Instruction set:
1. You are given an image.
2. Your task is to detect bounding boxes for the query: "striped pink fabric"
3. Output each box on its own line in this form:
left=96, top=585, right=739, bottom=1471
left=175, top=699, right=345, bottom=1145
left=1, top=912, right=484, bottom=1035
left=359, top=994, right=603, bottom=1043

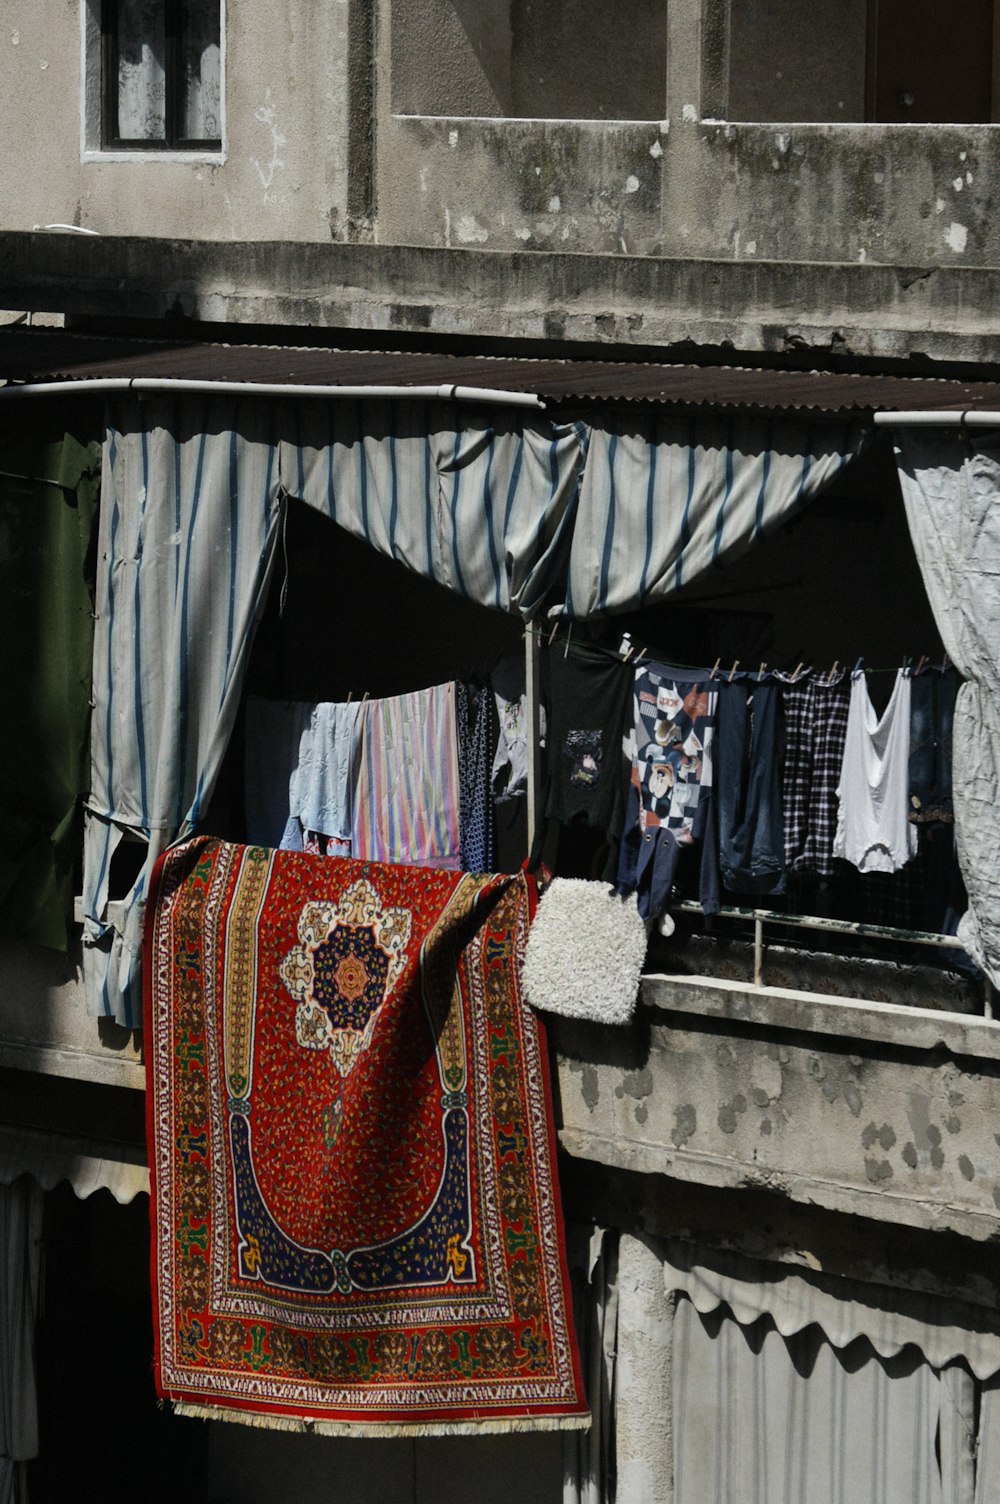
left=353, top=682, right=462, bottom=869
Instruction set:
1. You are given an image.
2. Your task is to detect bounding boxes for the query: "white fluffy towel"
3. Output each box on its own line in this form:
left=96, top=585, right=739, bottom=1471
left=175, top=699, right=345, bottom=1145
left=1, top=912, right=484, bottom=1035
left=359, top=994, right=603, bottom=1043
left=523, top=878, right=647, bottom=1025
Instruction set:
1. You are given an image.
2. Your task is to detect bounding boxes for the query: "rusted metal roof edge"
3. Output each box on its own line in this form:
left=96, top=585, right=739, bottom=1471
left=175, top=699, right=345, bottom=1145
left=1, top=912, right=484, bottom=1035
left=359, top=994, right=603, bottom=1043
left=2, top=327, right=1000, bottom=415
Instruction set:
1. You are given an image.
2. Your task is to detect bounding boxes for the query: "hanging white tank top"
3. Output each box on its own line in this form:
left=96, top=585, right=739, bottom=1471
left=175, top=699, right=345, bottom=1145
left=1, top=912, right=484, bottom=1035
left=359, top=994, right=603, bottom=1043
left=834, top=669, right=918, bottom=874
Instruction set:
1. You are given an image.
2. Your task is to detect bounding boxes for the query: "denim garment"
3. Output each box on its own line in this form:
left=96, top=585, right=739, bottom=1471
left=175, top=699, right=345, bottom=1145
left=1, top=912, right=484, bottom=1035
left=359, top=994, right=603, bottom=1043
left=716, top=678, right=786, bottom=896
left=908, top=667, right=958, bottom=821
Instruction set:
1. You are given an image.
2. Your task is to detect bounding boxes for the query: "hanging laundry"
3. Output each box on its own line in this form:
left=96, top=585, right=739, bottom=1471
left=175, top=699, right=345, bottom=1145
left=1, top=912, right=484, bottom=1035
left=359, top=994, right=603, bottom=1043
left=716, top=676, right=786, bottom=896
left=834, top=669, right=918, bottom=874
left=617, top=662, right=719, bottom=923
left=908, top=665, right=959, bottom=823
left=455, top=682, right=495, bottom=873
left=245, top=697, right=361, bottom=856
left=492, top=692, right=528, bottom=801
left=353, top=682, right=461, bottom=869
left=490, top=654, right=530, bottom=874
left=288, top=700, right=363, bottom=856
left=541, top=640, right=631, bottom=881
left=778, top=668, right=851, bottom=878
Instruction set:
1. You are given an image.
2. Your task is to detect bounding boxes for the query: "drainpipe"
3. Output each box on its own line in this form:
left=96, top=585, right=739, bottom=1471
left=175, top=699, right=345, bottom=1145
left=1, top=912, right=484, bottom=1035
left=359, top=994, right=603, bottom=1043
left=0, top=376, right=545, bottom=409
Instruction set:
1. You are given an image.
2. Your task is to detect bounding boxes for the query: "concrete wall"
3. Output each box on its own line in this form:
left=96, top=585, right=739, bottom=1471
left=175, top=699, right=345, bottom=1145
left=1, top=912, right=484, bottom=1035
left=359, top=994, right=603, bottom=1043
left=555, top=979, right=1000, bottom=1247
left=376, top=113, right=999, bottom=267
left=0, top=0, right=370, bottom=242
left=0, top=0, right=994, bottom=287
left=390, top=0, right=667, bottom=120
left=0, top=939, right=143, bottom=1089
left=374, top=0, right=998, bottom=270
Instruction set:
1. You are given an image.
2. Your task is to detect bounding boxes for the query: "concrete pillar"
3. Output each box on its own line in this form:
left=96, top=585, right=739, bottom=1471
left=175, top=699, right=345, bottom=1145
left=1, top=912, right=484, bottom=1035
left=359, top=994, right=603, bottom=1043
left=615, top=1232, right=674, bottom=1504
left=666, top=0, right=730, bottom=120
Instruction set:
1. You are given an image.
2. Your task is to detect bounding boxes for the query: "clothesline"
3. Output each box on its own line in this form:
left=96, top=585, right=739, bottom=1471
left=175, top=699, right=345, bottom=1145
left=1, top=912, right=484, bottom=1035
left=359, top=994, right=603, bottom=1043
left=525, top=623, right=952, bottom=680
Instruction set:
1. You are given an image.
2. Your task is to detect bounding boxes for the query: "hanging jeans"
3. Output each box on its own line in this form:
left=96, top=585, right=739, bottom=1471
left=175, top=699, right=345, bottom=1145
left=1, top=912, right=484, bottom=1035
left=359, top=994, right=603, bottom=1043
left=716, top=678, right=786, bottom=896
left=908, top=667, right=958, bottom=822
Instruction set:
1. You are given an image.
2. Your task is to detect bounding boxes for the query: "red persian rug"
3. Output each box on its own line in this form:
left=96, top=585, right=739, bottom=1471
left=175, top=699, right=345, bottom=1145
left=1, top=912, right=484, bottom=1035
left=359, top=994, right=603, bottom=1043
left=144, top=836, right=588, bottom=1435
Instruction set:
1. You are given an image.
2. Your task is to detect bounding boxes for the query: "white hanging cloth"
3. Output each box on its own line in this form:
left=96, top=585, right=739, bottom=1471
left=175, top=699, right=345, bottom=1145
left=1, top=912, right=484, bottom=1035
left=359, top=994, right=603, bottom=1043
left=834, top=668, right=918, bottom=874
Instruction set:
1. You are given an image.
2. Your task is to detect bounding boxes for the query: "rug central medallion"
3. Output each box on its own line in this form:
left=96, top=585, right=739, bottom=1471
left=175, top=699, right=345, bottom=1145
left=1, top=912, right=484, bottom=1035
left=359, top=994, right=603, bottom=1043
left=279, top=879, right=412, bottom=1078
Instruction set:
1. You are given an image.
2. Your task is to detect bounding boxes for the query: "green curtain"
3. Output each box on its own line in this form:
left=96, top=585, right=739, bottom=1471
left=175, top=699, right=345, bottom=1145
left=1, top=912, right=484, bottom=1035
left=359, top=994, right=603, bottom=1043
left=0, top=425, right=100, bottom=951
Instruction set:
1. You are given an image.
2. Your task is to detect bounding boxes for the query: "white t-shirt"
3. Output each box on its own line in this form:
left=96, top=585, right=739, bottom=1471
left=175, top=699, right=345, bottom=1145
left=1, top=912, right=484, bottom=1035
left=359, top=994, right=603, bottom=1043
left=834, top=669, right=917, bottom=874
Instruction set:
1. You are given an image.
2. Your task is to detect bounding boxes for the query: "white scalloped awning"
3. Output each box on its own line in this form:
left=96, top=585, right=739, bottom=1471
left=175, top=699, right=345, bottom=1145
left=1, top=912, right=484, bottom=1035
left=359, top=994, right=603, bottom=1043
left=663, top=1239, right=1000, bottom=1381
left=0, top=1124, right=148, bottom=1203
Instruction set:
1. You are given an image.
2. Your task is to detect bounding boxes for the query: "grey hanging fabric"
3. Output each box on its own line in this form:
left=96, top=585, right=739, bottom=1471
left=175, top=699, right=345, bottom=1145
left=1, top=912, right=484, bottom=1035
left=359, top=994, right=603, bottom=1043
left=82, top=397, right=282, bottom=1027
left=0, top=1179, right=42, bottom=1504
left=565, top=412, right=863, bottom=616
left=662, top=1239, right=990, bottom=1504
left=280, top=400, right=588, bottom=620
left=672, top=1297, right=947, bottom=1504
left=893, top=432, right=1000, bottom=985
left=562, top=1226, right=619, bottom=1504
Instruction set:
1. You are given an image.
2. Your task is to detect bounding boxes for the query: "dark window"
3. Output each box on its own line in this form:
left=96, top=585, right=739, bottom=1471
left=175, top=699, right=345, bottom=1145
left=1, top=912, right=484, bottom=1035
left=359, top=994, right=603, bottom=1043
left=727, top=0, right=997, bottom=125
left=865, top=0, right=994, bottom=124
left=102, top=0, right=221, bottom=150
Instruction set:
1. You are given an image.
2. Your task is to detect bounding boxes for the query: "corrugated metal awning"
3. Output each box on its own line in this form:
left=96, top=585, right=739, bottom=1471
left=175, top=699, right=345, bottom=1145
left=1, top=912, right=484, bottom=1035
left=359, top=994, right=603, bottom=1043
left=3, top=325, right=1000, bottom=413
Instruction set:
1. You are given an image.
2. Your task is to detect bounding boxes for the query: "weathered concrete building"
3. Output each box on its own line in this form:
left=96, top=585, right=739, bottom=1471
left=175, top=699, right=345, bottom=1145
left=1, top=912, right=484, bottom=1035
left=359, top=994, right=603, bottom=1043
left=3, top=2, right=1000, bottom=1500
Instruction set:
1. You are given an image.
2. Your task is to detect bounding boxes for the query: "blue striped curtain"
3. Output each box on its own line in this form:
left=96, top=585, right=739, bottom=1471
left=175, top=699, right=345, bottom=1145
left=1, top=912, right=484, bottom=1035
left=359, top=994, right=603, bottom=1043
left=565, top=413, right=863, bottom=617
left=280, top=401, right=589, bottom=619
left=80, top=398, right=860, bottom=1027
left=82, top=398, right=281, bottom=1026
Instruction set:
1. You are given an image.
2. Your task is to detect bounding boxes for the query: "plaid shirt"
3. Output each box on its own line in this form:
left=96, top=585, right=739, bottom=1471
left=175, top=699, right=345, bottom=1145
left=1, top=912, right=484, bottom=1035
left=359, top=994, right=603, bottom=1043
left=779, top=669, right=850, bottom=877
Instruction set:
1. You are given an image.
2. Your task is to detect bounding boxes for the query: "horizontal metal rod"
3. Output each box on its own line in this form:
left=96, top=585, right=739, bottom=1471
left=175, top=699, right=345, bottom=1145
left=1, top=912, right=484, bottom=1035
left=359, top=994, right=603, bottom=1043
left=873, top=410, right=1000, bottom=428
left=0, top=376, right=545, bottom=409
left=677, top=900, right=964, bottom=949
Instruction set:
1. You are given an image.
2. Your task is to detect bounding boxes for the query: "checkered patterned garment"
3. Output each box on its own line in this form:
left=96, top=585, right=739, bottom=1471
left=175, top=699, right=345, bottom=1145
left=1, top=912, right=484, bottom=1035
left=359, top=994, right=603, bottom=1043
left=780, top=670, right=851, bottom=877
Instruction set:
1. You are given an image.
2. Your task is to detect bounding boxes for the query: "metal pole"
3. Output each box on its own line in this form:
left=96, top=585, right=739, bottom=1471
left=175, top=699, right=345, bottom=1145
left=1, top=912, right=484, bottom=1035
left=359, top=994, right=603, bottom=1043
left=753, top=916, right=764, bottom=986
left=873, top=410, right=1000, bottom=428
left=524, top=624, right=543, bottom=860
left=678, top=900, right=966, bottom=950
left=0, top=376, right=546, bottom=409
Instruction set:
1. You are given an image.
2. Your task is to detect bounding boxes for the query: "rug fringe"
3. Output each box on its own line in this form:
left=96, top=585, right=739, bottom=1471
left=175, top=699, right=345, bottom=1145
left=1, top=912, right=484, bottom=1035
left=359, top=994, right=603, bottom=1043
left=172, top=1401, right=591, bottom=1438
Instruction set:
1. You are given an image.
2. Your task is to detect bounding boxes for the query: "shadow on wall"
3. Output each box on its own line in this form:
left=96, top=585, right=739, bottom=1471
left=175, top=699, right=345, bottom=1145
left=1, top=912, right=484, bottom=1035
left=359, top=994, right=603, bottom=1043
left=392, top=0, right=667, bottom=119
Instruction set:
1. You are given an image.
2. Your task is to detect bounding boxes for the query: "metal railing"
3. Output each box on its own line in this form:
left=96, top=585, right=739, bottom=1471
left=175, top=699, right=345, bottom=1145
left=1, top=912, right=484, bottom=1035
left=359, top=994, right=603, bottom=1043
left=676, top=901, right=992, bottom=1018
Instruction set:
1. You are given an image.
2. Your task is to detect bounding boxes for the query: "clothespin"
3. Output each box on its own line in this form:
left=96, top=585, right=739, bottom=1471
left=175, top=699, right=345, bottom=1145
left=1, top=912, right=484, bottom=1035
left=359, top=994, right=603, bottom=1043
left=347, top=690, right=353, bottom=705
left=635, top=646, right=647, bottom=663
left=831, top=661, right=839, bottom=676
left=914, top=654, right=928, bottom=676
left=853, top=656, right=864, bottom=676
left=709, top=657, right=721, bottom=680
left=728, top=659, right=740, bottom=683
left=941, top=651, right=950, bottom=673
left=792, top=661, right=805, bottom=680
left=758, top=661, right=767, bottom=680
left=361, top=691, right=369, bottom=704
left=564, top=622, right=573, bottom=659
left=548, top=621, right=560, bottom=646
